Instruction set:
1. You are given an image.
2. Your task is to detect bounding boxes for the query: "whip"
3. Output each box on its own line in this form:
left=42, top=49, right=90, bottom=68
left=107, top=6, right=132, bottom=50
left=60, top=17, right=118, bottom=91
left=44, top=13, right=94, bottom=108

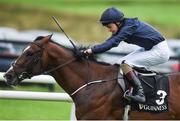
left=52, top=16, right=77, bottom=51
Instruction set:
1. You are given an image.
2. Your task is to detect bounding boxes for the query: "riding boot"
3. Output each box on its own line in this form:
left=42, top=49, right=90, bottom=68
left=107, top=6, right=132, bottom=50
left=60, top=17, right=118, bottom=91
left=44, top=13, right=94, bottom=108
left=121, top=63, right=146, bottom=103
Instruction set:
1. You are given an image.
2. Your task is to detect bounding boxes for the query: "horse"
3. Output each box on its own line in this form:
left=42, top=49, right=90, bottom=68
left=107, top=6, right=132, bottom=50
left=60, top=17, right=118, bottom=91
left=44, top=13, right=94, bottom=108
left=3, top=35, right=180, bottom=120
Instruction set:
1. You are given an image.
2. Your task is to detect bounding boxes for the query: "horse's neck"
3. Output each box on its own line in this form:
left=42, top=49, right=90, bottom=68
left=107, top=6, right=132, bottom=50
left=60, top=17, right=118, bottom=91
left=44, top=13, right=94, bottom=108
left=52, top=60, right=118, bottom=94
left=46, top=43, right=118, bottom=96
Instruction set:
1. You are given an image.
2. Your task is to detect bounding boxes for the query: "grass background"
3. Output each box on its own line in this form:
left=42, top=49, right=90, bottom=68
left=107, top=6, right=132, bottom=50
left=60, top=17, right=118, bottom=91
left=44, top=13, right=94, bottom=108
left=0, top=0, right=180, bottom=44
left=0, top=85, right=72, bottom=120
left=0, top=99, right=72, bottom=120
left=0, top=0, right=180, bottom=120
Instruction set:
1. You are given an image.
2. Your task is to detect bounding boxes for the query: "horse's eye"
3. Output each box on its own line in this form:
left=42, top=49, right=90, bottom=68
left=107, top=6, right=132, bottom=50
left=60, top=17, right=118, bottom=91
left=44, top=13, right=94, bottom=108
left=26, top=51, right=33, bottom=56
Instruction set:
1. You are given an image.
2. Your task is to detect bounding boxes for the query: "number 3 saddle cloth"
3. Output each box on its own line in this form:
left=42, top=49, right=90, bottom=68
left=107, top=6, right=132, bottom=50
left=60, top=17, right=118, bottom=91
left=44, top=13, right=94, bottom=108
left=123, top=68, right=169, bottom=113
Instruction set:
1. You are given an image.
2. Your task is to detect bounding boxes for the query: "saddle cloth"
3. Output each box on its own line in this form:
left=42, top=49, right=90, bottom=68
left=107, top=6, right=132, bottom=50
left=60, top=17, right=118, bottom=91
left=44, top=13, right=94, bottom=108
left=130, top=72, right=169, bottom=113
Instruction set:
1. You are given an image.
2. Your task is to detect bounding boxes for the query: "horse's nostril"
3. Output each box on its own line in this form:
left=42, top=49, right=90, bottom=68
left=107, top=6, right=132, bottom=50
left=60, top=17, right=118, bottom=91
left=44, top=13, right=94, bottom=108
left=4, top=74, right=13, bottom=80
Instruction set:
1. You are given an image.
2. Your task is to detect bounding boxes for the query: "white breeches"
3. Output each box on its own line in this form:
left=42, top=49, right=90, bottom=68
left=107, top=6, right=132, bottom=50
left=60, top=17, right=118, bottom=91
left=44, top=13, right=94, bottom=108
left=118, top=41, right=170, bottom=68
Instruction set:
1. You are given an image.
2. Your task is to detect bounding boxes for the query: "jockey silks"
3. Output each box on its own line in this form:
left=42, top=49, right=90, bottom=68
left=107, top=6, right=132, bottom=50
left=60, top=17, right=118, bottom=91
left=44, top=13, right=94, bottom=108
left=91, top=18, right=165, bottom=53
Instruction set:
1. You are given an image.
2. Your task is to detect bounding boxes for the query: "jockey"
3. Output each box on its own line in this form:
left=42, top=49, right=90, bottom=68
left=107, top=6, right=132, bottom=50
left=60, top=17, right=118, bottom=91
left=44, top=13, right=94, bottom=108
left=84, top=7, right=170, bottom=103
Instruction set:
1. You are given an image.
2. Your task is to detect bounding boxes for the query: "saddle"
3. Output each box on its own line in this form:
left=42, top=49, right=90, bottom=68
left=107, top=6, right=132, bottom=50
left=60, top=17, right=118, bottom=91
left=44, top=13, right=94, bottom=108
left=133, top=66, right=157, bottom=75
left=118, top=66, right=169, bottom=113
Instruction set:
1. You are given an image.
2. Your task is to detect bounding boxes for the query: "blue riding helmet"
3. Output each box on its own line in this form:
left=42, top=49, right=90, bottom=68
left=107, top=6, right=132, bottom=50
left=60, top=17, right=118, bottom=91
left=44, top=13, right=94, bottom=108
left=99, top=7, right=124, bottom=26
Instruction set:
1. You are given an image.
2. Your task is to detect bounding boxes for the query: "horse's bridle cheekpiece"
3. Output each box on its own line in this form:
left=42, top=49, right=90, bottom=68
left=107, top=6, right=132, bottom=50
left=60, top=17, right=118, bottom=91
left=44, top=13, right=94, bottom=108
left=12, top=41, right=76, bottom=82
left=11, top=42, right=44, bottom=82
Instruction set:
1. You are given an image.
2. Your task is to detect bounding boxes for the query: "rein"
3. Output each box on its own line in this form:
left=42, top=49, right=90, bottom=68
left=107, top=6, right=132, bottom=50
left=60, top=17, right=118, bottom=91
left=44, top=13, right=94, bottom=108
left=11, top=42, right=44, bottom=81
left=43, top=58, right=76, bottom=74
left=29, top=42, right=77, bottom=75
left=12, top=42, right=77, bottom=81
left=12, top=40, right=121, bottom=97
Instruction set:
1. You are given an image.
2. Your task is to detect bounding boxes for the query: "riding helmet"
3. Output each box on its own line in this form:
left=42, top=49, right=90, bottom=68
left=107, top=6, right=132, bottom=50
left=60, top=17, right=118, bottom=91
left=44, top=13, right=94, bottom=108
left=99, top=7, right=124, bottom=26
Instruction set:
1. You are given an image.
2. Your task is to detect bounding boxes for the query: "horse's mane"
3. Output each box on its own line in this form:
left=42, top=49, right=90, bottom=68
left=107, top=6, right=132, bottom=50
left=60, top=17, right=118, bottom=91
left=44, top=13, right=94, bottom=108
left=34, top=36, right=111, bottom=66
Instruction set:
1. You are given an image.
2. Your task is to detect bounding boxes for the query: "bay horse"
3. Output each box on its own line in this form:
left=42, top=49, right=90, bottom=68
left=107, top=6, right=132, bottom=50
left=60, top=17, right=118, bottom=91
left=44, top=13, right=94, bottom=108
left=3, top=35, right=180, bottom=120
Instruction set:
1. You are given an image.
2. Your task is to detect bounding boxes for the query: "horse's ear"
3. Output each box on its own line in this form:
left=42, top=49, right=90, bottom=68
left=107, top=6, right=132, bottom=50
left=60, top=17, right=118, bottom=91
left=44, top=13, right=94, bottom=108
left=43, top=34, right=53, bottom=43
left=48, top=34, right=53, bottom=40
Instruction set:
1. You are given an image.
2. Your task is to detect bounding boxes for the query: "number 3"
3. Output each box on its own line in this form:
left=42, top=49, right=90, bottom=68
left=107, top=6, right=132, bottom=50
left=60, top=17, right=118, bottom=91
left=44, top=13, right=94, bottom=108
left=155, top=90, right=167, bottom=105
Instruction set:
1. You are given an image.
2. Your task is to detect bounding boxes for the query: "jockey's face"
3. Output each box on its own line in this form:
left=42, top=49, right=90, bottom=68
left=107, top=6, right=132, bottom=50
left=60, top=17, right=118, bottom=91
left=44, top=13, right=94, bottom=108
left=105, top=23, right=119, bottom=35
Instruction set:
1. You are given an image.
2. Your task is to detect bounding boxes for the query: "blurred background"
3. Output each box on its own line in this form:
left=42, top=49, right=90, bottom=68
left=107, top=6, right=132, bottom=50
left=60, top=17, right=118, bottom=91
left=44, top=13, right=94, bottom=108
left=0, top=0, right=180, bottom=120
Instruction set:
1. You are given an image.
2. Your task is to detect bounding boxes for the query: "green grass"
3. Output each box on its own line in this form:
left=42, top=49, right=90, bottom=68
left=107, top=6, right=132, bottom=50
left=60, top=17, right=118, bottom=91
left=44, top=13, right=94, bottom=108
left=0, top=0, right=180, bottom=42
left=0, top=99, right=72, bottom=120
left=0, top=0, right=179, bottom=26
left=0, top=85, right=72, bottom=120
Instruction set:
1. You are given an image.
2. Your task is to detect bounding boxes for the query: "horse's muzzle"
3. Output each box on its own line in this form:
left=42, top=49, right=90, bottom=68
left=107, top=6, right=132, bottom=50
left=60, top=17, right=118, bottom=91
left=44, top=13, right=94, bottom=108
left=3, top=73, right=18, bottom=86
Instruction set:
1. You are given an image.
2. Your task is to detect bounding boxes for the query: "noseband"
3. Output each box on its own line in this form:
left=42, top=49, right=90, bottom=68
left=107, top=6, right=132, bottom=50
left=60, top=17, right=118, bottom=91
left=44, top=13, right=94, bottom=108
left=11, top=42, right=44, bottom=81
left=12, top=42, right=76, bottom=81
left=11, top=41, right=120, bottom=97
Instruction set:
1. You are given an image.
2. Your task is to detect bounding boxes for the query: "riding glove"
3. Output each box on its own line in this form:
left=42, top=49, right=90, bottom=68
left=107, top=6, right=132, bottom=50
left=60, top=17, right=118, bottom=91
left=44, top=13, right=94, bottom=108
left=84, top=48, right=93, bottom=56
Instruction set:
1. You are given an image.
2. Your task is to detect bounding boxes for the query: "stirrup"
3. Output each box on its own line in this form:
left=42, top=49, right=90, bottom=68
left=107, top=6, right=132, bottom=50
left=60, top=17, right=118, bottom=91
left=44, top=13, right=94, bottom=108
left=125, top=93, right=146, bottom=103
left=123, top=89, right=133, bottom=101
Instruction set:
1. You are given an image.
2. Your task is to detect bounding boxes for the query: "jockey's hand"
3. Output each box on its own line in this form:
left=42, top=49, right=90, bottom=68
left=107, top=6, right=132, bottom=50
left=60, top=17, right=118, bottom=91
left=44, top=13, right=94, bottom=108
left=83, top=48, right=92, bottom=56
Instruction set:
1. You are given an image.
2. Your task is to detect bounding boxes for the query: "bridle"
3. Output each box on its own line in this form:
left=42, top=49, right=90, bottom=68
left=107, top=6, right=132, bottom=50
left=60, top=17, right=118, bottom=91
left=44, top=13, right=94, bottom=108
left=11, top=41, right=121, bottom=96
left=11, top=41, right=76, bottom=82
